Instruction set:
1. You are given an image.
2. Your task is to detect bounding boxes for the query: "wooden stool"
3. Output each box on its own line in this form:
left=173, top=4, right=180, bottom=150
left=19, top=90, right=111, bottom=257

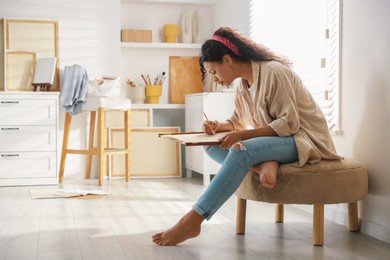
left=235, top=158, right=368, bottom=246
left=59, top=98, right=131, bottom=186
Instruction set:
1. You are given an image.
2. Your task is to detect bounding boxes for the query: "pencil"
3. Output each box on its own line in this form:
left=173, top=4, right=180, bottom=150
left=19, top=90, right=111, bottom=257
left=203, top=111, right=209, bottom=121
left=203, top=111, right=216, bottom=135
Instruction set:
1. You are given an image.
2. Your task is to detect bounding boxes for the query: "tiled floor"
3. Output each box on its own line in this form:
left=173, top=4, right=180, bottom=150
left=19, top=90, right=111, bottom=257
left=0, top=176, right=389, bottom=260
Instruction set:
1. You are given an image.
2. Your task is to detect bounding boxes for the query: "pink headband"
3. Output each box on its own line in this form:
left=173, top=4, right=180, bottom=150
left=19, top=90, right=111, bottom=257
left=212, top=35, right=241, bottom=56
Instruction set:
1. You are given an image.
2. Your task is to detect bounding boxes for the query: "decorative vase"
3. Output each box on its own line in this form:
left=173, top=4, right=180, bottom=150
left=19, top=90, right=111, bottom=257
left=145, top=85, right=162, bottom=104
left=130, top=86, right=145, bottom=104
left=192, top=11, right=202, bottom=43
left=163, top=24, right=179, bottom=43
left=181, top=11, right=192, bottom=43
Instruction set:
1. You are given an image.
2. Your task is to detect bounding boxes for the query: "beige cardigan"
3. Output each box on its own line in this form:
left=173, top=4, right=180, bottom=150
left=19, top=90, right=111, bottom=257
left=228, top=61, right=341, bottom=166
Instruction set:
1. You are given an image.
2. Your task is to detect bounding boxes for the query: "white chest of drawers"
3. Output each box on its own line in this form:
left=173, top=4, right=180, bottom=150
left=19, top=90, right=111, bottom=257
left=0, top=92, right=59, bottom=186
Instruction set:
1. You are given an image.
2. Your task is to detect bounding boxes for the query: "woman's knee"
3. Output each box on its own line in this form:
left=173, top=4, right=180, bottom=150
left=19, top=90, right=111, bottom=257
left=225, top=146, right=253, bottom=167
left=204, top=145, right=229, bottom=165
left=230, top=140, right=247, bottom=150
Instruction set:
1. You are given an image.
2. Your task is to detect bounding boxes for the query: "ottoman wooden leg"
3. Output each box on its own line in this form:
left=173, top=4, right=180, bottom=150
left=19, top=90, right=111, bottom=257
left=313, top=203, right=324, bottom=246
left=236, top=198, right=247, bottom=234
left=275, top=204, right=284, bottom=223
left=348, top=202, right=359, bottom=232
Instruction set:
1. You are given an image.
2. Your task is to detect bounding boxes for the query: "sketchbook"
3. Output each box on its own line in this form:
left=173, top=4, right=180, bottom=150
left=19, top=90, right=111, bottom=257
left=30, top=188, right=110, bottom=199
left=159, top=132, right=231, bottom=146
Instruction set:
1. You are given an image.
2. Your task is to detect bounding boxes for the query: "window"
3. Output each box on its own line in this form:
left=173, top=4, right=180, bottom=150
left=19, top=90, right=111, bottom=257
left=249, top=0, right=341, bottom=133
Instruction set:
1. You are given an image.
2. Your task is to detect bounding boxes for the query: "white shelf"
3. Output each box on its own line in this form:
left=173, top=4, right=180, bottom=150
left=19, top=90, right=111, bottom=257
left=132, top=103, right=185, bottom=109
left=121, top=0, right=216, bottom=6
left=121, top=42, right=202, bottom=49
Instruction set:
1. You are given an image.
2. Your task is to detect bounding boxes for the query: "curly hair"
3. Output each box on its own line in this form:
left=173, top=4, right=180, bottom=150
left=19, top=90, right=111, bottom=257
left=199, top=27, right=292, bottom=82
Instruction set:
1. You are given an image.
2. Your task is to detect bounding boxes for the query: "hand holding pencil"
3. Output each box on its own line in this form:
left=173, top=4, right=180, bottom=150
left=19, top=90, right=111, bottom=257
left=202, top=111, right=219, bottom=135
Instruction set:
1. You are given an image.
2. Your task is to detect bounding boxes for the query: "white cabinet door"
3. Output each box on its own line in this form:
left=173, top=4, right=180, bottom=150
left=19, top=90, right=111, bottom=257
left=0, top=126, right=56, bottom=151
left=0, top=99, right=56, bottom=125
left=185, top=92, right=235, bottom=185
left=0, top=152, right=57, bottom=178
left=186, top=146, right=205, bottom=173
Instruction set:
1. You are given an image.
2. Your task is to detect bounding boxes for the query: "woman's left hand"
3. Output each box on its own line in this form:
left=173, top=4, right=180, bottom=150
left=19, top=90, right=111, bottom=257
left=219, top=131, right=243, bottom=150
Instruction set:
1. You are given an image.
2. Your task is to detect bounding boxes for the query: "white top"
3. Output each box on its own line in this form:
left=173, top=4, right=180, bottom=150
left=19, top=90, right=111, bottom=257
left=248, top=84, right=256, bottom=102
left=82, top=98, right=131, bottom=111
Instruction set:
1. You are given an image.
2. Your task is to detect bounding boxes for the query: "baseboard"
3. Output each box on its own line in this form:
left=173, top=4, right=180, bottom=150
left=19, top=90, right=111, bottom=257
left=360, top=219, right=390, bottom=244
left=292, top=204, right=390, bottom=244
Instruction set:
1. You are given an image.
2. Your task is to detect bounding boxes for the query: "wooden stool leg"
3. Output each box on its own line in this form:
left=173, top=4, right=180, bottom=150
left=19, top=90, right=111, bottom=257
left=59, top=113, right=72, bottom=183
left=86, top=111, right=96, bottom=179
left=236, top=198, right=247, bottom=234
left=275, top=204, right=284, bottom=223
left=124, top=109, right=131, bottom=182
left=348, top=202, right=359, bottom=231
left=313, top=203, right=324, bottom=246
left=97, top=108, right=106, bottom=186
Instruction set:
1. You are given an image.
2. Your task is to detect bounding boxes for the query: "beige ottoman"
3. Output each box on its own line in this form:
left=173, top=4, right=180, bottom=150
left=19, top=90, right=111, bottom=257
left=235, top=157, right=368, bottom=246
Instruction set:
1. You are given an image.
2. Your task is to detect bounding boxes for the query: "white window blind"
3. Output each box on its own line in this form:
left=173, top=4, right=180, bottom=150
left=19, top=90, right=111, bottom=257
left=249, top=0, right=341, bottom=133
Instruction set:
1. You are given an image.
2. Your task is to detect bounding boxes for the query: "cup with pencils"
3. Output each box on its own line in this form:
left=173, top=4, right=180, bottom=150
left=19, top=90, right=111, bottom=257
left=127, top=79, right=145, bottom=104
left=142, top=72, right=165, bottom=104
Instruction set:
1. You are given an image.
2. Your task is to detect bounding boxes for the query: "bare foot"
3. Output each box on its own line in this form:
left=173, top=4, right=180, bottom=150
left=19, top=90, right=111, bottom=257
left=152, top=209, right=204, bottom=246
left=250, top=161, right=279, bottom=188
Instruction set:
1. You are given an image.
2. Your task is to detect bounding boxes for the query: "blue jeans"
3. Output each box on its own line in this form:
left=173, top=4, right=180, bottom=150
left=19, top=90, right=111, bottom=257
left=192, top=136, right=299, bottom=220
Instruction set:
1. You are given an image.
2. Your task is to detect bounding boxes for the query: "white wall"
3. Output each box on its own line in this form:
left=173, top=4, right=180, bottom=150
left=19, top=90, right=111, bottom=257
left=0, top=0, right=121, bottom=178
left=218, top=0, right=390, bottom=244
left=333, top=0, right=390, bottom=243
left=212, top=0, right=249, bottom=34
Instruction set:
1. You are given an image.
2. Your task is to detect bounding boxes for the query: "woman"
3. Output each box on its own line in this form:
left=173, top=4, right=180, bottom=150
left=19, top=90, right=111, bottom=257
left=152, top=27, right=341, bottom=246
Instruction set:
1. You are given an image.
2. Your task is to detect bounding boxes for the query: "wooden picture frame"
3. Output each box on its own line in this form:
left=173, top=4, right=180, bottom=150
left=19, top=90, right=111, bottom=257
left=169, top=56, right=203, bottom=104
left=4, top=19, right=60, bottom=91
left=108, top=127, right=181, bottom=178
left=130, top=108, right=151, bottom=127
left=107, top=109, right=151, bottom=128
left=5, top=51, right=36, bottom=91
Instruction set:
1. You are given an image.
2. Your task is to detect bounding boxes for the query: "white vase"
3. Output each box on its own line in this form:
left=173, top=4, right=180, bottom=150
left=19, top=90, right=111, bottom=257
left=130, top=87, right=145, bottom=104
left=181, top=11, right=192, bottom=43
left=192, top=11, right=202, bottom=43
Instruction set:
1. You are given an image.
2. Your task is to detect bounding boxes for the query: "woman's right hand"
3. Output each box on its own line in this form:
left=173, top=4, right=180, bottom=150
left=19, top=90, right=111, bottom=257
left=202, top=120, right=219, bottom=135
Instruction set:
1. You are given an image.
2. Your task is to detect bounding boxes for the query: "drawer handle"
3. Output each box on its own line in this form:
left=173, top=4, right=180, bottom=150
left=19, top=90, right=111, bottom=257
left=1, top=101, right=19, bottom=104
left=1, top=154, right=20, bottom=157
left=1, top=127, right=20, bottom=131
